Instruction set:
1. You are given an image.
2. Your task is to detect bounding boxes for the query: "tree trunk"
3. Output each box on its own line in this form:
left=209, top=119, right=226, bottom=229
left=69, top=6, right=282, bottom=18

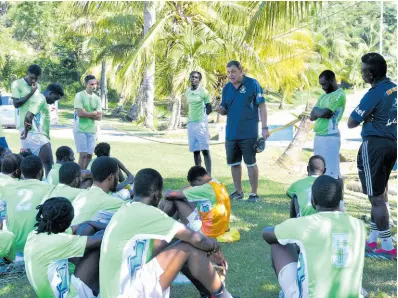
left=141, top=1, right=155, bottom=130
left=277, top=101, right=313, bottom=169
left=100, top=60, right=107, bottom=110
left=278, top=97, right=285, bottom=110
left=167, top=95, right=181, bottom=130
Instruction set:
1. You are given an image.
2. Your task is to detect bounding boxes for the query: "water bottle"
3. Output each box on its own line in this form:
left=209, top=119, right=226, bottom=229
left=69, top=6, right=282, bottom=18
left=0, top=200, right=7, bottom=222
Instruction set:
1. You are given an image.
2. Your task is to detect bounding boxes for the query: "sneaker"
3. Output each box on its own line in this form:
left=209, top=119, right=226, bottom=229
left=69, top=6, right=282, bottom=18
left=230, top=191, right=244, bottom=200
left=365, top=241, right=377, bottom=252
left=373, top=248, right=397, bottom=259
left=247, top=193, right=259, bottom=203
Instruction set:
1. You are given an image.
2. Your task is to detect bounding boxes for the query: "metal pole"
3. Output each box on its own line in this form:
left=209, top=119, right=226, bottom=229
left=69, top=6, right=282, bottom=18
left=379, top=0, right=383, bottom=55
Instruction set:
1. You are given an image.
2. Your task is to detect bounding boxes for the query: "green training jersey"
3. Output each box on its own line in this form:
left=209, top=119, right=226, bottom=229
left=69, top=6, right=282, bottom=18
left=0, top=173, right=17, bottom=188
left=185, top=86, right=211, bottom=123
left=314, top=88, right=346, bottom=136
left=0, top=179, right=55, bottom=252
left=27, top=93, right=50, bottom=139
left=183, top=180, right=217, bottom=212
left=74, top=91, right=101, bottom=134
left=0, top=230, right=16, bottom=261
left=46, top=163, right=62, bottom=185
left=71, top=186, right=124, bottom=225
left=275, top=212, right=366, bottom=298
left=286, top=176, right=318, bottom=217
left=11, top=78, right=41, bottom=129
left=24, top=231, right=87, bottom=298
left=47, top=184, right=87, bottom=203
left=100, top=202, right=184, bottom=298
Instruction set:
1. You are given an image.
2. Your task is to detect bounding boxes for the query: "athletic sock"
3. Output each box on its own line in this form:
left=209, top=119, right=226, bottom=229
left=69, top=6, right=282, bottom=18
left=379, top=229, right=394, bottom=251
left=367, top=222, right=378, bottom=243
left=211, top=284, right=233, bottom=298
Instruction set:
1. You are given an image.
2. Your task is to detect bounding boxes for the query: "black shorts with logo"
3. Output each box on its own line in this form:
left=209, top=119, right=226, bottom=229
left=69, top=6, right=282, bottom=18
left=225, top=138, right=257, bottom=166
left=357, top=137, right=397, bottom=197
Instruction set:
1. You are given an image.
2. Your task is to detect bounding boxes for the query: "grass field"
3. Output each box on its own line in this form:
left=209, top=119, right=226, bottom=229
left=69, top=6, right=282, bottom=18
left=0, top=129, right=396, bottom=298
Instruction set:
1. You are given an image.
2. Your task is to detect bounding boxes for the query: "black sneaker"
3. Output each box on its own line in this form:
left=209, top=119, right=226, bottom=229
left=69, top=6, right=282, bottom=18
left=247, top=193, right=259, bottom=202
left=230, top=191, right=244, bottom=200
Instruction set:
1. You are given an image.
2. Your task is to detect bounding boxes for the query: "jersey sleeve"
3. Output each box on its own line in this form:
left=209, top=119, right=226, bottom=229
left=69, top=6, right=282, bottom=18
left=286, top=182, right=297, bottom=198
left=203, top=89, right=211, bottom=104
left=96, top=96, right=102, bottom=112
left=221, top=86, right=228, bottom=110
left=0, top=230, right=16, bottom=261
left=101, top=196, right=125, bottom=212
left=11, top=80, right=21, bottom=99
left=254, top=80, right=265, bottom=105
left=183, top=184, right=215, bottom=202
left=148, top=207, right=185, bottom=243
left=74, top=93, right=83, bottom=109
left=324, top=92, right=346, bottom=112
left=350, top=91, right=379, bottom=123
left=28, top=96, right=44, bottom=115
left=50, top=233, right=88, bottom=260
left=274, top=218, right=308, bottom=245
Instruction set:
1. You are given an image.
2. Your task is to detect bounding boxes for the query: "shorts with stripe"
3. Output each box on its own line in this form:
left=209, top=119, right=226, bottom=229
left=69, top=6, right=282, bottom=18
left=357, top=137, right=397, bottom=197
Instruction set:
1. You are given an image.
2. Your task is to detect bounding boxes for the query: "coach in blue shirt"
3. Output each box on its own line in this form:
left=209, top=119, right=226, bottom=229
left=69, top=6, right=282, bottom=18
left=215, top=61, right=269, bottom=202
left=348, top=52, right=397, bottom=258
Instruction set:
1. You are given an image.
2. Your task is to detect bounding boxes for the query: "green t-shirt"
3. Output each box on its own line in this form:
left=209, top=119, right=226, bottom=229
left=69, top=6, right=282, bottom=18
left=287, top=176, right=317, bottom=217
left=24, top=231, right=87, bottom=298
left=275, top=212, right=366, bottom=298
left=87, top=157, right=96, bottom=171
left=47, top=183, right=87, bottom=203
left=46, top=163, right=62, bottom=185
left=74, top=91, right=102, bottom=133
left=0, top=173, right=17, bottom=188
left=11, top=78, right=41, bottom=129
left=185, top=86, right=211, bottom=123
left=27, top=93, right=51, bottom=139
left=183, top=179, right=217, bottom=212
left=0, top=179, right=55, bottom=252
left=0, top=230, right=16, bottom=261
left=71, top=185, right=124, bottom=225
left=314, top=88, right=346, bottom=136
left=100, top=202, right=184, bottom=298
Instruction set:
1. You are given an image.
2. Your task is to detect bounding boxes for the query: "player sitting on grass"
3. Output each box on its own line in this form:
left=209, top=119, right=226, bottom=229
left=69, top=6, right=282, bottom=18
left=161, top=166, right=231, bottom=238
left=287, top=155, right=326, bottom=218
left=24, top=197, right=106, bottom=297
left=100, top=168, right=233, bottom=298
left=46, top=146, right=75, bottom=185
left=263, top=175, right=366, bottom=298
left=0, top=153, right=23, bottom=184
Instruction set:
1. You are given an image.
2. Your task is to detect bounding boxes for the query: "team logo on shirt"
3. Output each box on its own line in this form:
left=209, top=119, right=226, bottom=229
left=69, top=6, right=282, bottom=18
left=239, top=86, right=246, bottom=94
left=331, top=233, right=352, bottom=268
left=354, top=106, right=365, bottom=117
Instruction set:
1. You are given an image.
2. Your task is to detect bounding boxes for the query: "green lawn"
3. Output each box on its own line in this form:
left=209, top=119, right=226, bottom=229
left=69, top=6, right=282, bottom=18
left=1, top=130, right=396, bottom=298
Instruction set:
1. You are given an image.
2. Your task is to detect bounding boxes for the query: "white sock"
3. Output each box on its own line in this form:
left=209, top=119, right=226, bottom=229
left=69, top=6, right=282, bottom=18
left=339, top=200, right=345, bottom=212
left=367, top=222, right=378, bottom=243
left=379, top=229, right=394, bottom=251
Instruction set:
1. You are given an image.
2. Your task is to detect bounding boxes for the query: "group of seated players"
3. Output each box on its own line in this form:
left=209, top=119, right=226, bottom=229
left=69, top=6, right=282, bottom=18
left=0, top=144, right=375, bottom=297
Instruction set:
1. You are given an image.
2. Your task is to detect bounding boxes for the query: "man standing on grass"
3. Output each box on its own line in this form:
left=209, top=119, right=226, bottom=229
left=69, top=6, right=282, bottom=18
left=348, top=52, right=397, bottom=258
left=215, top=61, right=269, bottom=202
left=21, top=84, right=64, bottom=177
left=11, top=64, right=42, bottom=148
left=73, top=75, right=102, bottom=170
left=310, top=70, right=346, bottom=180
left=184, top=71, right=212, bottom=175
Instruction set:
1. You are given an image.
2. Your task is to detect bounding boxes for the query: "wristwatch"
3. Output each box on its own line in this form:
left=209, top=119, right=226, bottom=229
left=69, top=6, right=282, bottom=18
left=262, top=126, right=269, bottom=130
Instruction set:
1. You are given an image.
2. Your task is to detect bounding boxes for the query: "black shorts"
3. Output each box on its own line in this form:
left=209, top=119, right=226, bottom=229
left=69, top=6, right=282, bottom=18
left=225, top=138, right=257, bottom=166
left=357, top=137, right=397, bottom=197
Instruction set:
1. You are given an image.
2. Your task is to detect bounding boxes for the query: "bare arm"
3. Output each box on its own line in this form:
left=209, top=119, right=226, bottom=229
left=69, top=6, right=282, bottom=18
left=262, top=227, right=278, bottom=244
left=76, top=108, right=101, bottom=120
left=20, top=111, right=34, bottom=140
left=13, top=82, right=37, bottom=108
left=175, top=225, right=219, bottom=252
left=259, top=102, right=270, bottom=139
left=86, top=233, right=103, bottom=249
left=310, top=107, right=333, bottom=121
left=164, top=190, right=187, bottom=200
left=347, top=116, right=361, bottom=129
left=215, top=105, right=227, bottom=115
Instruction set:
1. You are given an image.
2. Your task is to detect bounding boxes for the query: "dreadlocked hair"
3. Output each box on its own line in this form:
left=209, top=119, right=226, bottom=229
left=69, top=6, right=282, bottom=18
left=35, top=197, right=74, bottom=234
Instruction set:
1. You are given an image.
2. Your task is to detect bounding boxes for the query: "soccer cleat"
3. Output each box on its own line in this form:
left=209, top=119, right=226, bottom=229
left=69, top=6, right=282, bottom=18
left=230, top=191, right=244, bottom=200
left=372, top=248, right=397, bottom=260
left=365, top=241, right=377, bottom=252
left=247, top=193, right=259, bottom=203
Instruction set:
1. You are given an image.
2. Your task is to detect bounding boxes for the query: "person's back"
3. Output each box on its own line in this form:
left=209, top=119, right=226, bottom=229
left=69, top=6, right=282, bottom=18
left=100, top=202, right=184, bottom=297
left=1, top=156, right=54, bottom=252
left=46, top=163, right=61, bottom=185
left=48, top=183, right=86, bottom=203
left=286, top=176, right=317, bottom=217
left=183, top=179, right=231, bottom=238
left=275, top=212, right=366, bottom=297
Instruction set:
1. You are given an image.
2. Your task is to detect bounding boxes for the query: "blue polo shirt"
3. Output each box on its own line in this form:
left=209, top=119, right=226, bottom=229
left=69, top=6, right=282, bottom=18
left=350, top=79, right=397, bottom=141
left=221, top=76, right=265, bottom=141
